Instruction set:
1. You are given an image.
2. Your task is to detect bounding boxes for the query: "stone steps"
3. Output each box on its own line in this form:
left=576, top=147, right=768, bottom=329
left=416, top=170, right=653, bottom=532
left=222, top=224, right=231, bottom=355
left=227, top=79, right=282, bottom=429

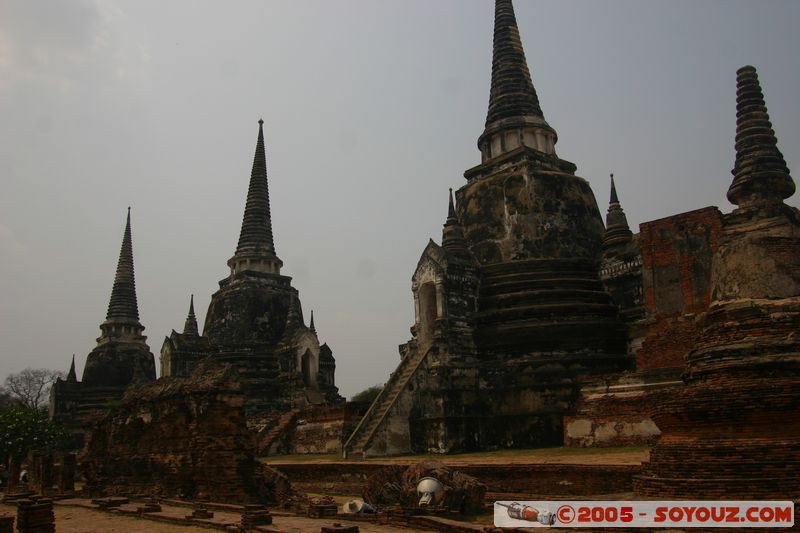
left=343, top=347, right=430, bottom=457
left=255, top=408, right=300, bottom=456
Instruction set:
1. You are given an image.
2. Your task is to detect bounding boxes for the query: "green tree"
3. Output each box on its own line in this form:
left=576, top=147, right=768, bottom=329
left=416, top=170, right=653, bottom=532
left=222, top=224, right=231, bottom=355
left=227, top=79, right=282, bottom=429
left=0, top=406, right=71, bottom=460
left=350, top=384, right=383, bottom=404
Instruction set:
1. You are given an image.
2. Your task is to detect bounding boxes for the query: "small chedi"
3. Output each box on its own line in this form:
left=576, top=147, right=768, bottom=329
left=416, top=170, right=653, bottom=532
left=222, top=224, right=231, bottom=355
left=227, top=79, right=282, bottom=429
left=81, top=360, right=293, bottom=503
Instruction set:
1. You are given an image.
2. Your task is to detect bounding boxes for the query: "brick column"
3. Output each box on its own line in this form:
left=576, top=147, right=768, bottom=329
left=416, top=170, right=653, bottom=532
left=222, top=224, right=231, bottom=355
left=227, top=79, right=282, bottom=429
left=57, top=454, right=76, bottom=493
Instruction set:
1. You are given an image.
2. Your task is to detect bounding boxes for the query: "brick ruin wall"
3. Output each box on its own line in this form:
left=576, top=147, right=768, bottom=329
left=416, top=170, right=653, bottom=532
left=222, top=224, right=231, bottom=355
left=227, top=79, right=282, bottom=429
left=81, top=362, right=292, bottom=503
left=563, top=208, right=724, bottom=448
left=636, top=206, right=723, bottom=371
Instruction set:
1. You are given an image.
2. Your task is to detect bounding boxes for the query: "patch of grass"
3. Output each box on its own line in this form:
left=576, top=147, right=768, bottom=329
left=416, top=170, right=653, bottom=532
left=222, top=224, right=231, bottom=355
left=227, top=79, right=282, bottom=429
left=363, top=445, right=650, bottom=462
left=259, top=445, right=650, bottom=465
left=260, top=453, right=340, bottom=464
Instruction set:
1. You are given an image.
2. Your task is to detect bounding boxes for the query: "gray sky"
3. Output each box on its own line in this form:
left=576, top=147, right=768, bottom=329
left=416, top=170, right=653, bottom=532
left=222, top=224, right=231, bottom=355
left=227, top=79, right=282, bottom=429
left=1, top=0, right=799, bottom=399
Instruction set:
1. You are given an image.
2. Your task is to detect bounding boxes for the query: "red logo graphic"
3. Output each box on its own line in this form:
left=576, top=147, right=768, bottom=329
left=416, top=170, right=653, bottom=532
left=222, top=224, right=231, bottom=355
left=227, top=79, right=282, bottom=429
left=557, top=505, right=576, bottom=524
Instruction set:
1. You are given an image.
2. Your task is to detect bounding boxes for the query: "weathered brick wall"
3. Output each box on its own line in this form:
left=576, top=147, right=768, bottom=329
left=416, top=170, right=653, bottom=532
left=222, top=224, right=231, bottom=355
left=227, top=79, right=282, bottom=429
left=636, top=315, right=702, bottom=371
left=637, top=207, right=723, bottom=370
left=290, top=405, right=346, bottom=454
left=82, top=362, right=291, bottom=503
left=636, top=372, right=800, bottom=500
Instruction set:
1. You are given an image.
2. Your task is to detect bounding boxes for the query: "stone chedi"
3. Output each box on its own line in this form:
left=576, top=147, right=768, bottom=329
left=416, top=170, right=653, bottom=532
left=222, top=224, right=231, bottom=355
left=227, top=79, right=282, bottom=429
left=160, top=120, right=342, bottom=416
left=50, top=209, right=156, bottom=437
left=635, top=66, right=800, bottom=498
left=344, top=0, right=630, bottom=457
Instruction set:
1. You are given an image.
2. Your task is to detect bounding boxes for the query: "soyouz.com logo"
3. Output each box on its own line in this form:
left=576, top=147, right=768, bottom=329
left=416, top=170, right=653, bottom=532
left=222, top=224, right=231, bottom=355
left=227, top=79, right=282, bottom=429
left=493, top=501, right=795, bottom=528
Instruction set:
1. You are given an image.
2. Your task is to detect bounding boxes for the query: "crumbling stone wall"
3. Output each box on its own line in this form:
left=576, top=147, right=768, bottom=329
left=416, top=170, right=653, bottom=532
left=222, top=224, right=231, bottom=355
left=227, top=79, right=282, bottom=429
left=563, top=369, right=681, bottom=447
left=82, top=361, right=291, bottom=503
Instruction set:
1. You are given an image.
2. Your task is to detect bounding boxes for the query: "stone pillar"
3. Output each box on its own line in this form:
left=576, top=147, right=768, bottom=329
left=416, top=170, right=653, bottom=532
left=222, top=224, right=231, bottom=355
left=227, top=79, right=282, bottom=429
left=6, top=458, right=19, bottom=493
left=412, top=284, right=420, bottom=326
left=58, top=454, right=76, bottom=493
left=435, top=281, right=445, bottom=318
left=31, top=455, right=54, bottom=494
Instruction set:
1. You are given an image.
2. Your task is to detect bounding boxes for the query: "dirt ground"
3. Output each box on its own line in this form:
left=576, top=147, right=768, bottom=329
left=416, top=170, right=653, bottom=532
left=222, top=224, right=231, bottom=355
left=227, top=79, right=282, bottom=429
left=1, top=503, right=198, bottom=533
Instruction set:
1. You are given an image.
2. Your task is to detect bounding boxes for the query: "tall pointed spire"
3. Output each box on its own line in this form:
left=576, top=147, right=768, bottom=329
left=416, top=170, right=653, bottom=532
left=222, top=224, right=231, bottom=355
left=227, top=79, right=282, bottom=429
left=106, top=208, right=140, bottom=322
left=486, top=0, right=543, bottom=125
left=66, top=355, right=77, bottom=382
left=477, top=0, right=558, bottom=161
left=447, top=188, right=457, bottom=222
left=183, top=294, right=199, bottom=336
left=610, top=173, right=620, bottom=204
left=228, top=120, right=283, bottom=276
left=602, top=174, right=633, bottom=252
left=727, top=66, right=795, bottom=209
left=309, top=310, right=316, bottom=334
left=237, top=119, right=276, bottom=254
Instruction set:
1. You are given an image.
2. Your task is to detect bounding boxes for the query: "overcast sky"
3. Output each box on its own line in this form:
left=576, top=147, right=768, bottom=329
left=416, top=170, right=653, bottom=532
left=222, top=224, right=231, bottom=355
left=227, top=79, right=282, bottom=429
left=1, top=0, right=799, bottom=399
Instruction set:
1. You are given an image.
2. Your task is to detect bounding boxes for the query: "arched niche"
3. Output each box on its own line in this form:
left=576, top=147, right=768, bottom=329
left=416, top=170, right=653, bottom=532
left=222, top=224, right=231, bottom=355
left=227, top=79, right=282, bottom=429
left=301, top=349, right=316, bottom=388
left=418, top=282, right=437, bottom=344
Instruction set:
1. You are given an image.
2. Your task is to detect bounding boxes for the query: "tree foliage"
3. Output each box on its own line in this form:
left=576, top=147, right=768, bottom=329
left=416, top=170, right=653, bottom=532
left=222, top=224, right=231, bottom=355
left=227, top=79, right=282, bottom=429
left=351, top=384, right=383, bottom=404
left=4, top=368, right=63, bottom=409
left=0, top=406, right=71, bottom=459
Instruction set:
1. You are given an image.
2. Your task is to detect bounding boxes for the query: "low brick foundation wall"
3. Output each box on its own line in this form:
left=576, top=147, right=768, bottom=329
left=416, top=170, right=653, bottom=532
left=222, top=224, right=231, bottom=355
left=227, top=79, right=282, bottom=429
left=271, top=462, right=641, bottom=499
left=564, top=369, right=682, bottom=448
left=269, top=463, right=387, bottom=495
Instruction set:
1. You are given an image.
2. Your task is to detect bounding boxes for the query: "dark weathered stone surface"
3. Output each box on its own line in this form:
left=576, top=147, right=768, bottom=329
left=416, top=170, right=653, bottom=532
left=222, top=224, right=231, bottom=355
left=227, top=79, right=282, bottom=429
left=81, top=361, right=294, bottom=504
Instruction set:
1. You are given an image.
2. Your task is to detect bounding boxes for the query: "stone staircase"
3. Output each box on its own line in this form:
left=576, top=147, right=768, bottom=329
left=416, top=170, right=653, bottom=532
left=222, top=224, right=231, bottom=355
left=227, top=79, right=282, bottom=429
left=255, top=408, right=300, bottom=456
left=342, top=346, right=431, bottom=458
